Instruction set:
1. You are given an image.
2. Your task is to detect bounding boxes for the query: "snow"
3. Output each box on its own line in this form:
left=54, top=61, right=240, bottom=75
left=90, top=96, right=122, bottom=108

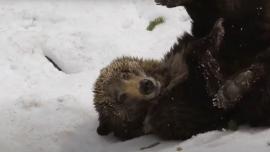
left=0, top=0, right=269, bottom=152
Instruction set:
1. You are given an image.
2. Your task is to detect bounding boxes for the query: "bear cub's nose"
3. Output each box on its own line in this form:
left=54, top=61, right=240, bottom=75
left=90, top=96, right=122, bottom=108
left=139, top=79, right=155, bottom=95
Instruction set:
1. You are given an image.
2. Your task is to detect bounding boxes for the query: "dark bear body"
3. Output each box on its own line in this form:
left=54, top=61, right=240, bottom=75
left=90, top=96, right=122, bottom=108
left=93, top=1, right=270, bottom=140
left=156, top=0, right=270, bottom=74
left=147, top=0, right=270, bottom=139
left=155, top=0, right=270, bottom=106
left=93, top=19, right=228, bottom=140
left=145, top=19, right=230, bottom=140
left=146, top=81, right=226, bottom=140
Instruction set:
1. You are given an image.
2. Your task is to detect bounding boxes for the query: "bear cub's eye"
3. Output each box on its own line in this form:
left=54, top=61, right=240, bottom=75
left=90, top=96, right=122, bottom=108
left=121, top=73, right=131, bottom=80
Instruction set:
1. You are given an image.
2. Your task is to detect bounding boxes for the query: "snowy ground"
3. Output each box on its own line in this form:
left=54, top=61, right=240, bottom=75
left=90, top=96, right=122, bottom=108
left=1, top=0, right=270, bottom=152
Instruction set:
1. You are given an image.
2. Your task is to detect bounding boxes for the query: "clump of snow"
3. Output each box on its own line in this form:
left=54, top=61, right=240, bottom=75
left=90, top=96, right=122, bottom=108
left=1, top=0, right=270, bottom=152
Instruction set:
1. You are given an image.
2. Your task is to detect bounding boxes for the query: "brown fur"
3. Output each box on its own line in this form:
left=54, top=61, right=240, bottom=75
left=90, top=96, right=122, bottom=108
left=93, top=19, right=227, bottom=140
left=144, top=19, right=229, bottom=140
left=93, top=56, right=163, bottom=140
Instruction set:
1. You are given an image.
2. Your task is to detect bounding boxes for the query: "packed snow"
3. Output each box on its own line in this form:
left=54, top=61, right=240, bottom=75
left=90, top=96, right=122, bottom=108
left=0, top=0, right=270, bottom=152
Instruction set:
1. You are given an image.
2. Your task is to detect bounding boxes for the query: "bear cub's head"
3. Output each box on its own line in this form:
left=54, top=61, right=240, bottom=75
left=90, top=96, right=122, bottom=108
left=93, top=56, right=162, bottom=140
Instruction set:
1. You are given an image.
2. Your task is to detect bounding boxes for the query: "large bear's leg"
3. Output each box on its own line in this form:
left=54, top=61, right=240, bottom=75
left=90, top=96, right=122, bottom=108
left=211, top=64, right=265, bottom=109
left=192, top=19, right=266, bottom=110
left=161, top=19, right=224, bottom=95
left=198, top=49, right=266, bottom=110
left=206, top=48, right=270, bottom=110
left=195, top=21, right=267, bottom=109
left=193, top=18, right=225, bottom=96
left=197, top=48, right=266, bottom=110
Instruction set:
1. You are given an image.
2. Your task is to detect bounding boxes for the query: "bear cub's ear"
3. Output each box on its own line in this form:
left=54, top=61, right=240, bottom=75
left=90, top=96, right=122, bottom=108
left=97, top=122, right=111, bottom=136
